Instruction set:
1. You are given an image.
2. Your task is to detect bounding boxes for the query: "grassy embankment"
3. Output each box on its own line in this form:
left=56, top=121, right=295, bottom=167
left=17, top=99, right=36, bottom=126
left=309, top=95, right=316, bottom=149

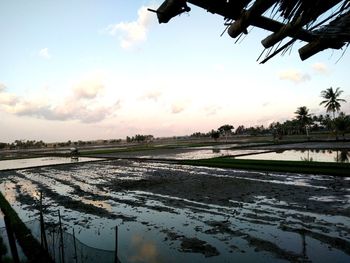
left=180, top=157, right=350, bottom=177
left=0, top=192, right=53, bottom=262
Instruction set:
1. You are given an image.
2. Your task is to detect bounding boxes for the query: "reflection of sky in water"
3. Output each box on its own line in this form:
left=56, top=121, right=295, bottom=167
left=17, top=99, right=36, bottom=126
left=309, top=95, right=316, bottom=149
left=236, top=150, right=350, bottom=163
left=0, top=161, right=349, bottom=262
left=140, top=149, right=266, bottom=160
left=0, top=157, right=102, bottom=170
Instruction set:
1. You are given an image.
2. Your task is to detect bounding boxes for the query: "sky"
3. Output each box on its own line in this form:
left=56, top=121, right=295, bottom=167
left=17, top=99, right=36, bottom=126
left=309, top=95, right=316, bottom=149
left=1, top=0, right=349, bottom=143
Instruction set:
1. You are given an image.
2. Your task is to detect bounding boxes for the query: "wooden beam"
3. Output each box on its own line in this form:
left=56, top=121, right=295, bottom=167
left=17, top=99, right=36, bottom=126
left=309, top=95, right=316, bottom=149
left=187, top=0, right=315, bottom=43
left=261, top=0, right=343, bottom=48
left=299, top=39, right=344, bottom=60
left=228, top=0, right=277, bottom=38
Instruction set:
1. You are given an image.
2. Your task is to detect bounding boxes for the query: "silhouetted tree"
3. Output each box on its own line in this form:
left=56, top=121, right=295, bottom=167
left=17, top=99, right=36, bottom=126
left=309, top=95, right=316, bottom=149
left=320, top=87, right=346, bottom=119
left=218, top=124, right=234, bottom=142
left=334, top=112, right=350, bottom=139
left=210, top=130, right=220, bottom=141
left=294, top=106, right=312, bottom=134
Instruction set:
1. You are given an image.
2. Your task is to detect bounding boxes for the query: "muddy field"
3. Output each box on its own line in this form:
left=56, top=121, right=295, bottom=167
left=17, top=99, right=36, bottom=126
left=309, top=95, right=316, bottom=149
left=1, top=159, right=350, bottom=262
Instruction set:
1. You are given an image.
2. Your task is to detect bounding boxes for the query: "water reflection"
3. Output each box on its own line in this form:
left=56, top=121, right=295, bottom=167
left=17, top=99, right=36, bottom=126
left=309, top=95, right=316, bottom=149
left=0, top=157, right=102, bottom=170
left=212, top=148, right=221, bottom=154
left=237, top=149, right=350, bottom=163
left=128, top=235, right=162, bottom=263
left=1, top=160, right=350, bottom=262
left=335, top=150, right=350, bottom=163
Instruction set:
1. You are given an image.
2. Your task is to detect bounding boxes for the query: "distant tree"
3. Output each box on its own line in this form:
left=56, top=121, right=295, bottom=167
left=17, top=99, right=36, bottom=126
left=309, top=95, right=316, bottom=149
left=334, top=112, right=350, bottom=139
left=269, top=122, right=283, bottom=140
left=190, top=132, right=206, bottom=138
left=0, top=142, right=7, bottom=149
left=235, top=125, right=245, bottom=135
left=320, top=87, right=346, bottom=119
left=210, top=130, right=220, bottom=141
left=218, top=124, right=234, bottom=142
left=294, top=106, right=312, bottom=134
left=320, top=114, right=333, bottom=131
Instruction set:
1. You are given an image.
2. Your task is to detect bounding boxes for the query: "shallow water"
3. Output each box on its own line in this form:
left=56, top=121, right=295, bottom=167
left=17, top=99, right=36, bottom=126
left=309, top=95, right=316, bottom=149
left=140, top=149, right=266, bottom=160
left=236, top=149, right=350, bottom=163
left=0, top=160, right=349, bottom=262
left=0, top=156, right=102, bottom=170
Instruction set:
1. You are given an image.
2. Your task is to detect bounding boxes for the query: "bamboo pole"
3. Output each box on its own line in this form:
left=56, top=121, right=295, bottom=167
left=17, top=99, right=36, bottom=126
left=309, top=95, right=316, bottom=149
left=4, top=215, right=20, bottom=263
left=262, top=0, right=343, bottom=48
left=187, top=0, right=315, bottom=42
left=52, top=229, right=56, bottom=262
left=299, top=39, right=345, bottom=60
left=73, top=228, right=78, bottom=263
left=114, top=225, right=118, bottom=263
left=40, top=191, right=48, bottom=251
left=58, top=210, right=65, bottom=263
left=228, top=0, right=277, bottom=38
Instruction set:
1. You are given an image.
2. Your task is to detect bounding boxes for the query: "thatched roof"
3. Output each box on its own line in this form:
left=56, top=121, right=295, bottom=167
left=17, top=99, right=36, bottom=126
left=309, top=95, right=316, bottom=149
left=151, top=0, right=350, bottom=62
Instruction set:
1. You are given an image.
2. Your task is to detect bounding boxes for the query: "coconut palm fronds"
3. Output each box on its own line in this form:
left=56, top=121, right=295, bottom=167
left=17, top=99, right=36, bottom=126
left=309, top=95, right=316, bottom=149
left=315, top=11, right=350, bottom=42
left=275, top=0, right=346, bottom=23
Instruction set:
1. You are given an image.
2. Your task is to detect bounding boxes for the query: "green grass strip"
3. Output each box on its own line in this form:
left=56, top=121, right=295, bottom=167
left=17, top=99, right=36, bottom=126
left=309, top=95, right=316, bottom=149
left=0, top=192, right=53, bottom=262
left=180, top=157, right=350, bottom=177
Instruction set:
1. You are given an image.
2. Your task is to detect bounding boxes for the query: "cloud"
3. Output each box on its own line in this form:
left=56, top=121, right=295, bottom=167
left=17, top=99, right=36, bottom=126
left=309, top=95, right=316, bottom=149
left=203, top=105, right=221, bottom=116
left=38, top=48, right=51, bottom=59
left=43, top=100, right=121, bottom=123
left=72, top=79, right=105, bottom=99
left=278, top=69, right=311, bottom=83
left=0, top=80, right=120, bottom=123
left=104, top=6, right=155, bottom=49
left=0, top=92, right=19, bottom=106
left=140, top=89, right=162, bottom=102
left=0, top=83, right=6, bottom=92
left=171, top=100, right=189, bottom=114
left=312, top=62, right=329, bottom=74
left=0, top=83, right=19, bottom=105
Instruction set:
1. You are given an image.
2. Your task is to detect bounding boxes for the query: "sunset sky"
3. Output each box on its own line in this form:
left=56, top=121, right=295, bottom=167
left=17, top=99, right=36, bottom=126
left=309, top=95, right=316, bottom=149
left=1, top=0, right=349, bottom=143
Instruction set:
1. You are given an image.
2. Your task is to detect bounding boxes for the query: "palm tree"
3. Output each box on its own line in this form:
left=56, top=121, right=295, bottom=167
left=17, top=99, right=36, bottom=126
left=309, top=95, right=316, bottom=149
left=320, top=87, right=346, bottom=119
left=294, top=106, right=312, bottom=134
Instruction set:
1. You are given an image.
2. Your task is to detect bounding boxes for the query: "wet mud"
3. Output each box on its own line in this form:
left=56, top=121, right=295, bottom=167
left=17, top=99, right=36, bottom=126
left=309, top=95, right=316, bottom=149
left=0, top=159, right=349, bottom=262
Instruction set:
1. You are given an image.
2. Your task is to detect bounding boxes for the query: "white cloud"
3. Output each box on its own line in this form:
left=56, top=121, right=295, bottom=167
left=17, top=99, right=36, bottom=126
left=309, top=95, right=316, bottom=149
left=0, top=83, right=19, bottom=105
left=203, top=105, right=221, bottom=116
left=72, top=79, right=105, bottom=99
left=312, top=62, right=329, bottom=74
left=38, top=48, right=51, bottom=59
left=140, top=89, right=162, bottom=102
left=104, top=6, right=155, bottom=49
left=0, top=93, right=18, bottom=106
left=0, top=80, right=120, bottom=123
left=0, top=83, right=6, bottom=92
left=171, top=100, right=190, bottom=114
left=278, top=69, right=311, bottom=83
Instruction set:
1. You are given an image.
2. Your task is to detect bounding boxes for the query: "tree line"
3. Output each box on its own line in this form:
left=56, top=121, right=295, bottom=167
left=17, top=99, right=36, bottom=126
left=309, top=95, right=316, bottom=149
left=191, top=87, right=349, bottom=140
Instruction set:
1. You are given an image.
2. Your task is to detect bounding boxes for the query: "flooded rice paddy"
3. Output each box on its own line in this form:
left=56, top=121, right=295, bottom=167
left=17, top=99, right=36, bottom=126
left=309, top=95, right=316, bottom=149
left=0, top=156, right=102, bottom=171
left=236, top=149, right=350, bottom=163
left=138, top=149, right=267, bottom=160
left=0, top=159, right=349, bottom=262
